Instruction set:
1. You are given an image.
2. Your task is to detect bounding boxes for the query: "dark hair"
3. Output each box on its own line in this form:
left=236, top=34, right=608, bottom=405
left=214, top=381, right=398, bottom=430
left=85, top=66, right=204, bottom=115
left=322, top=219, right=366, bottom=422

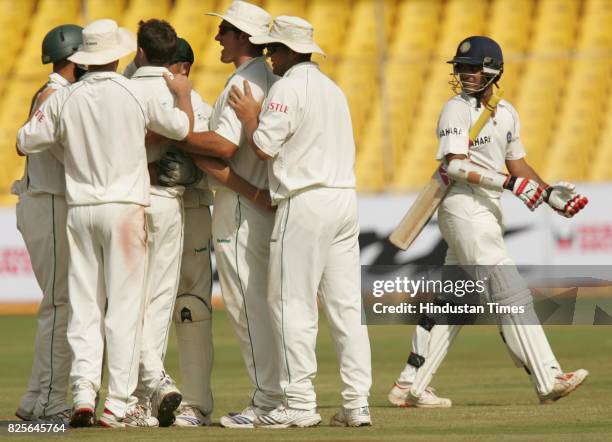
left=137, top=19, right=177, bottom=65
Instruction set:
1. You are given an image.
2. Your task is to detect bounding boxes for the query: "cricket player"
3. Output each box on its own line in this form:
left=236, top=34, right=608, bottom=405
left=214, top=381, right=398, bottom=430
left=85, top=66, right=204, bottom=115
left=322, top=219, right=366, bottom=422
left=173, top=1, right=283, bottom=428
left=153, top=36, right=276, bottom=426
left=228, top=16, right=373, bottom=428
left=387, top=36, right=589, bottom=408
left=122, top=20, right=204, bottom=428
left=17, top=19, right=194, bottom=428
left=13, top=24, right=83, bottom=425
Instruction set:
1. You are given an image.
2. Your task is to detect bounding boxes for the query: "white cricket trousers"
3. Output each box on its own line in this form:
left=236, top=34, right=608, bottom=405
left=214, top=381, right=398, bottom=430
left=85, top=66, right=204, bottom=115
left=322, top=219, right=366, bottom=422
left=16, top=193, right=70, bottom=417
left=399, top=191, right=560, bottom=396
left=212, top=188, right=282, bottom=408
left=174, top=202, right=214, bottom=414
left=137, top=189, right=184, bottom=397
left=66, top=203, right=148, bottom=418
left=269, top=188, right=372, bottom=410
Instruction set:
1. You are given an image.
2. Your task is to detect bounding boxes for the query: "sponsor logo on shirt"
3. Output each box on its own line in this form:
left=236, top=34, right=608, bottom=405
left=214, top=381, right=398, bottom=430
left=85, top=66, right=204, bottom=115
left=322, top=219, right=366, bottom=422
left=268, top=102, right=289, bottom=113
left=438, top=127, right=463, bottom=137
left=507, top=131, right=512, bottom=143
left=471, top=135, right=491, bottom=148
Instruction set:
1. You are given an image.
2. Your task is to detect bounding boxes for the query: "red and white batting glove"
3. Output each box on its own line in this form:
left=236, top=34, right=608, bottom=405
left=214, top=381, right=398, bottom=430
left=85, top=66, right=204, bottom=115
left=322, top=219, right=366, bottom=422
left=544, top=181, right=588, bottom=218
left=503, top=175, right=546, bottom=211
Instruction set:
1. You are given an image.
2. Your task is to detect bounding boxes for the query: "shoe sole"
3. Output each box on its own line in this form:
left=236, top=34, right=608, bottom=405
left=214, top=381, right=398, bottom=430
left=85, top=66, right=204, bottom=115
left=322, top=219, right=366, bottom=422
left=219, top=415, right=254, bottom=429
left=255, top=414, right=322, bottom=429
left=70, top=408, right=95, bottom=428
left=15, top=410, right=32, bottom=421
left=330, top=416, right=372, bottom=427
left=388, top=393, right=408, bottom=407
left=157, top=392, right=182, bottom=427
left=540, top=373, right=588, bottom=405
left=400, top=401, right=452, bottom=408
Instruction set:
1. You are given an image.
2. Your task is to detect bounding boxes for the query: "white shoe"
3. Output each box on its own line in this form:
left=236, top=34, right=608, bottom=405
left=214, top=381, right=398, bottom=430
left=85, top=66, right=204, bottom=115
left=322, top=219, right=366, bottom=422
left=255, top=405, right=322, bottom=429
left=151, top=373, right=182, bottom=427
left=173, top=405, right=212, bottom=427
left=220, top=405, right=272, bottom=429
left=38, top=409, right=71, bottom=426
left=330, top=406, right=372, bottom=427
left=389, top=382, right=452, bottom=408
left=539, top=369, right=589, bottom=404
left=135, top=401, right=160, bottom=427
left=99, top=407, right=159, bottom=428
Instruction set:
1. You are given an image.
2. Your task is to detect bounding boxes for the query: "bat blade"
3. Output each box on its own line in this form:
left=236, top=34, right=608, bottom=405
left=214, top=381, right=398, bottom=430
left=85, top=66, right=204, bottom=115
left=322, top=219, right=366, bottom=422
left=388, top=89, right=504, bottom=251
left=389, top=166, right=450, bottom=250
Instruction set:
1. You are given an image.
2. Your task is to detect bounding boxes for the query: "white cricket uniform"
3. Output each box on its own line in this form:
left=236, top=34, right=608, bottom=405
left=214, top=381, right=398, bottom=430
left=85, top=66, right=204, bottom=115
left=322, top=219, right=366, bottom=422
left=126, top=66, right=206, bottom=399
left=209, top=56, right=282, bottom=408
left=252, top=61, right=372, bottom=410
left=397, top=93, right=561, bottom=397
left=17, top=71, right=190, bottom=418
left=13, top=73, right=71, bottom=418
left=173, top=98, right=215, bottom=415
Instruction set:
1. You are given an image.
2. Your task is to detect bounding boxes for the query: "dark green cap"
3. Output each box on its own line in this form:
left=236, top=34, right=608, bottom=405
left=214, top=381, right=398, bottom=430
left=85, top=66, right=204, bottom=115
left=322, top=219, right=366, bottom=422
left=42, top=24, right=83, bottom=64
left=171, top=37, right=194, bottom=64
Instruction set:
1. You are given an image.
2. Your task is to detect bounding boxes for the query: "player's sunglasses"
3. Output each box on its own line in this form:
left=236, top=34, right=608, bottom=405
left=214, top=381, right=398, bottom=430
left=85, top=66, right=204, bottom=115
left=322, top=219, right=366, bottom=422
left=266, top=43, right=285, bottom=56
left=218, top=24, right=241, bottom=36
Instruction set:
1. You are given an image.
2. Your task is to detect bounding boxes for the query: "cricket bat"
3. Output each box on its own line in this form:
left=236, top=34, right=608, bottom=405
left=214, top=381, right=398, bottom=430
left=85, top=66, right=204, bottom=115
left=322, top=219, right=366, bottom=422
left=389, top=89, right=504, bottom=250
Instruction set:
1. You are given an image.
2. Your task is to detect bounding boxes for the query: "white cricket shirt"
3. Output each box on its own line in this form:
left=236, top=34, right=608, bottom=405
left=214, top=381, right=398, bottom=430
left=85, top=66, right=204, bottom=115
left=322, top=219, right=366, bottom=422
left=17, top=71, right=190, bottom=206
left=436, top=93, right=526, bottom=198
left=252, top=62, right=357, bottom=202
left=209, top=56, right=278, bottom=189
left=127, top=65, right=214, bottom=203
left=15, top=73, right=70, bottom=196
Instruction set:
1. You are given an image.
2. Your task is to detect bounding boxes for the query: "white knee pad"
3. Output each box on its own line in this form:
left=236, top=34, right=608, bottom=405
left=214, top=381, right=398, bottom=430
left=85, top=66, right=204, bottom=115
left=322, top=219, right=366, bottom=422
left=410, top=324, right=461, bottom=396
left=487, top=267, right=560, bottom=395
left=174, top=294, right=214, bottom=414
left=397, top=315, right=435, bottom=385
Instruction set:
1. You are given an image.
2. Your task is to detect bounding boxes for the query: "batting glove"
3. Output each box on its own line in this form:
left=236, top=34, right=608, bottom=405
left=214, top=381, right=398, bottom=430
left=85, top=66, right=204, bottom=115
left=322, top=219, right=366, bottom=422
left=503, top=175, right=546, bottom=211
left=158, top=150, right=203, bottom=187
left=544, top=181, right=588, bottom=218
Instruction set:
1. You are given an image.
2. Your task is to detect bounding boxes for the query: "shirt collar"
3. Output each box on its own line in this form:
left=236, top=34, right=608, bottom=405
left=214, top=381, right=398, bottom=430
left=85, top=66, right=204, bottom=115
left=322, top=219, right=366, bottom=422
left=235, top=56, right=266, bottom=75
left=131, top=65, right=171, bottom=78
left=284, top=61, right=319, bottom=78
left=48, top=72, right=71, bottom=87
left=80, top=71, right=125, bottom=81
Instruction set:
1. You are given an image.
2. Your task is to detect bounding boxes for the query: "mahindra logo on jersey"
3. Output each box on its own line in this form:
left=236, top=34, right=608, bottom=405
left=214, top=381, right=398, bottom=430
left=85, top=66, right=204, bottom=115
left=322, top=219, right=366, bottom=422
left=268, top=102, right=289, bottom=113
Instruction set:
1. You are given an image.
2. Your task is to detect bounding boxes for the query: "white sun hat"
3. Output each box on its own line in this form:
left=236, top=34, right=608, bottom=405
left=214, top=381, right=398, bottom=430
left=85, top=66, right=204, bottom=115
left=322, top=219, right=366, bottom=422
left=68, top=19, right=136, bottom=65
left=249, top=16, right=325, bottom=56
left=205, top=0, right=271, bottom=37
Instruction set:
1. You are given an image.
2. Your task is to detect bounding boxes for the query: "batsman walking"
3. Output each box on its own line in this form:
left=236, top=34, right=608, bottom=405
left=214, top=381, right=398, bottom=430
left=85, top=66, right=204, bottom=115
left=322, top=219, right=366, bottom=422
left=388, top=36, right=589, bottom=408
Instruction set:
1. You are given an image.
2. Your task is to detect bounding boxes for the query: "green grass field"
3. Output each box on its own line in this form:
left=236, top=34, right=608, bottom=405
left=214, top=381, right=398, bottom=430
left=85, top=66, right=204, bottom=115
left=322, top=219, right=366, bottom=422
left=1, top=314, right=611, bottom=441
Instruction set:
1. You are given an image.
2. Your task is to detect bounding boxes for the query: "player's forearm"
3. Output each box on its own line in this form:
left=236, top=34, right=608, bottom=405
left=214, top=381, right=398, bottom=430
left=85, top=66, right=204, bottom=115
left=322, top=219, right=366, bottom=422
left=506, top=159, right=549, bottom=189
left=175, top=94, right=194, bottom=137
left=193, top=155, right=270, bottom=208
left=182, top=131, right=237, bottom=159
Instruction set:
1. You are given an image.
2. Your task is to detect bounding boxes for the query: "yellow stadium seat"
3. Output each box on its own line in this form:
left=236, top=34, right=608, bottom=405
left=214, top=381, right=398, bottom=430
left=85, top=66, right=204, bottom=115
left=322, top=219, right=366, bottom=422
left=82, top=0, right=126, bottom=22
left=263, top=0, right=306, bottom=18
left=390, top=0, right=441, bottom=59
left=120, top=0, right=170, bottom=34
left=307, top=0, right=350, bottom=58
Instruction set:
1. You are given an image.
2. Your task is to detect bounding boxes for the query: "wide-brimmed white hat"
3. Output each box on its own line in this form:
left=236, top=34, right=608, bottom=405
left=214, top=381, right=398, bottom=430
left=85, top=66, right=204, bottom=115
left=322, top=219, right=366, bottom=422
left=68, top=19, right=136, bottom=65
left=249, top=16, right=325, bottom=56
left=206, top=1, right=271, bottom=38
